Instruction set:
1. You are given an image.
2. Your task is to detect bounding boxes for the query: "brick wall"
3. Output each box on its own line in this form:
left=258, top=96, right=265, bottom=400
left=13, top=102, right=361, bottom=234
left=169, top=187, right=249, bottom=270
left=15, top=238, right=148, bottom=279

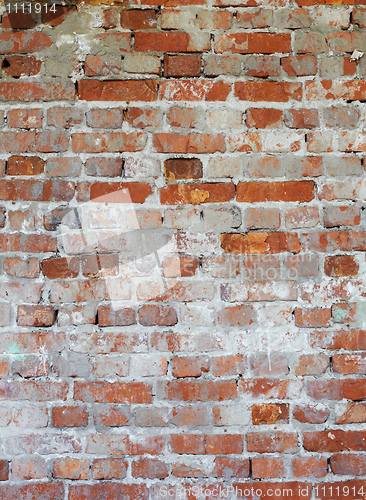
left=0, top=0, right=366, bottom=497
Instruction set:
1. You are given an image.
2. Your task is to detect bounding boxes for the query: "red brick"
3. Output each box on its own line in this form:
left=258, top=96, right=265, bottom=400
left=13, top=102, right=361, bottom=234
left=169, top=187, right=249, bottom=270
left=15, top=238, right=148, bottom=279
left=221, top=232, right=300, bottom=255
left=252, top=457, right=285, bottom=479
left=101, top=10, right=118, bottom=29
left=7, top=109, right=43, bottom=128
left=153, top=133, right=226, bottom=153
left=282, top=55, right=317, bottom=76
left=164, top=54, right=201, bottom=77
left=252, top=403, right=289, bottom=425
left=6, top=156, right=44, bottom=175
left=246, top=207, right=281, bottom=229
left=3, top=257, right=39, bottom=278
left=292, top=457, right=328, bottom=478
left=132, top=458, right=169, bottom=478
left=84, top=55, right=121, bottom=76
left=331, top=454, right=366, bottom=475
left=237, top=181, right=314, bottom=202
left=324, top=255, right=359, bottom=277
left=0, top=32, right=51, bottom=53
left=236, top=9, right=273, bottom=28
left=161, top=80, right=231, bottom=101
left=247, top=108, right=283, bottom=128
left=171, top=356, right=209, bottom=378
left=69, top=484, right=148, bottom=500
left=42, top=257, right=79, bottom=279
left=74, top=382, right=152, bottom=403
left=206, top=434, right=243, bottom=454
left=158, top=380, right=237, bottom=401
left=235, top=82, right=302, bottom=101
left=324, top=205, right=361, bottom=227
left=17, top=305, right=55, bottom=327
left=72, top=132, right=146, bottom=153
left=0, top=234, right=56, bottom=253
left=284, top=109, right=319, bottom=129
left=47, top=107, right=83, bottom=128
left=160, top=182, right=234, bottom=205
left=53, top=458, right=88, bottom=480
left=139, top=305, right=178, bottom=326
left=0, top=484, right=64, bottom=500
left=333, top=354, right=366, bottom=375
left=0, top=82, right=75, bottom=101
left=214, top=33, right=291, bottom=53
left=164, top=158, right=203, bottom=180
left=135, top=32, right=209, bottom=52
left=294, top=308, right=331, bottom=327
left=92, top=458, right=127, bottom=480
left=94, top=405, right=130, bottom=426
left=304, top=430, right=366, bottom=452
left=247, top=431, right=298, bottom=453
left=135, top=407, right=168, bottom=427
left=12, top=457, right=48, bottom=480
left=142, top=0, right=205, bottom=4
left=294, top=354, right=329, bottom=376
left=127, top=107, right=161, bottom=128
left=310, top=329, right=366, bottom=350
left=89, top=182, right=152, bottom=203
left=213, top=457, right=250, bottom=478
left=169, top=434, right=205, bottom=454
left=335, top=403, right=366, bottom=424
left=307, top=379, right=366, bottom=401
left=78, top=79, right=158, bottom=101
left=162, top=256, right=199, bottom=278
left=12, top=356, right=47, bottom=378
left=217, top=305, right=254, bottom=326
left=120, top=9, right=157, bottom=29
left=240, top=379, right=301, bottom=399
left=97, top=306, right=136, bottom=326
left=52, top=406, right=88, bottom=427
left=212, top=355, right=247, bottom=376
left=171, top=406, right=210, bottom=426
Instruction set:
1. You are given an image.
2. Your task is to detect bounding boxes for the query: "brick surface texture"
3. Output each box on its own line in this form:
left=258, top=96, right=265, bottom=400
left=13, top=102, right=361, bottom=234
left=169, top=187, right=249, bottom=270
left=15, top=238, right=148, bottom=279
left=0, top=0, right=365, bottom=497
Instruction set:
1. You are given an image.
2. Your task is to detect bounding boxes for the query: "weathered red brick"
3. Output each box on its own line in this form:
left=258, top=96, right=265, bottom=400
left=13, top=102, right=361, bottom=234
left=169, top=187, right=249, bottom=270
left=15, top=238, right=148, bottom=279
left=160, top=182, right=234, bottom=205
left=161, top=80, right=231, bottom=101
left=215, top=33, right=291, bottom=53
left=153, top=133, right=226, bottom=153
left=235, top=82, right=302, bottom=101
left=164, top=158, right=203, bottom=180
left=0, top=32, right=51, bottom=54
left=74, top=381, right=152, bottom=403
left=52, top=406, right=89, bottom=427
left=17, top=305, right=55, bottom=327
left=135, top=32, right=209, bottom=52
left=78, top=79, right=158, bottom=101
left=2, top=56, right=41, bottom=77
left=164, top=54, right=201, bottom=77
